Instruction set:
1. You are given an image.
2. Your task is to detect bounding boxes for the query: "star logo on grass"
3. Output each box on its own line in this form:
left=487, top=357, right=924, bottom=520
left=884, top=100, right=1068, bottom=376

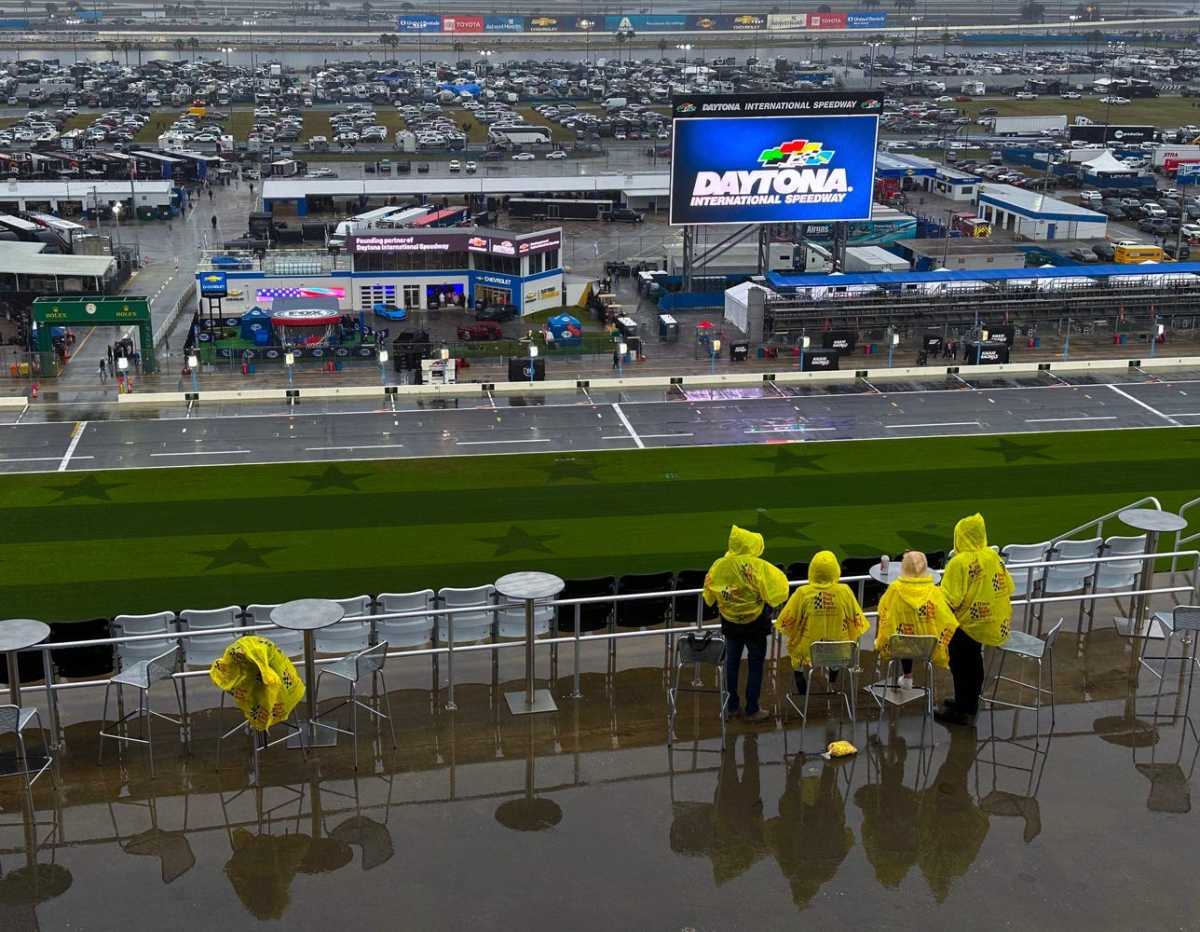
left=48, top=475, right=126, bottom=502
left=750, top=508, right=812, bottom=543
left=297, top=465, right=371, bottom=492
left=979, top=438, right=1055, bottom=463
left=193, top=537, right=284, bottom=571
left=757, top=446, right=828, bottom=474
left=541, top=457, right=599, bottom=483
left=477, top=526, right=559, bottom=557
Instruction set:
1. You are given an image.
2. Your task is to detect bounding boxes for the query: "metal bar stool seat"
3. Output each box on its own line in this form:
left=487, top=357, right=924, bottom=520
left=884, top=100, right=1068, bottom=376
left=667, top=632, right=728, bottom=749
left=981, top=618, right=1063, bottom=730
left=867, top=634, right=938, bottom=719
left=312, top=641, right=397, bottom=770
left=98, top=646, right=184, bottom=775
left=0, top=705, right=54, bottom=789
left=787, top=640, right=860, bottom=725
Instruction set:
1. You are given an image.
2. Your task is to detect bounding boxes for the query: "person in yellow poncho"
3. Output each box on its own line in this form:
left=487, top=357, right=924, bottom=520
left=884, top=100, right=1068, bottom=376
left=875, top=551, right=958, bottom=688
left=703, top=525, right=790, bottom=722
left=775, top=550, right=869, bottom=696
left=937, top=513, right=1016, bottom=726
left=210, top=635, right=306, bottom=732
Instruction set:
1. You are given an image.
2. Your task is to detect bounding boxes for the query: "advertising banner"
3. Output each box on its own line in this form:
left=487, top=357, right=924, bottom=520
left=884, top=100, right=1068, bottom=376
left=848, top=11, right=887, bottom=28
left=350, top=233, right=469, bottom=253
left=688, top=14, right=724, bottom=30
left=517, top=230, right=562, bottom=256
left=604, top=14, right=688, bottom=31
left=527, top=14, right=568, bottom=31
left=767, top=13, right=808, bottom=29
left=669, top=92, right=881, bottom=226
left=199, top=271, right=228, bottom=298
left=807, top=12, right=848, bottom=28
left=1068, top=124, right=1158, bottom=145
left=821, top=330, right=857, bottom=353
left=725, top=13, right=768, bottom=30
left=801, top=350, right=840, bottom=371
left=441, top=15, right=483, bottom=33
left=395, top=14, right=440, bottom=32
left=966, top=341, right=1010, bottom=365
left=484, top=15, right=524, bottom=32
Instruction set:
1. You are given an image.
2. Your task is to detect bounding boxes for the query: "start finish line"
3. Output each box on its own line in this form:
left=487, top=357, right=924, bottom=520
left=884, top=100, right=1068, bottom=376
left=32, top=296, right=157, bottom=376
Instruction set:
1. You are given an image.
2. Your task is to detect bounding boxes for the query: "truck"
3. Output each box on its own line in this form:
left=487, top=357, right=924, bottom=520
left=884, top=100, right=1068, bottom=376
left=990, top=114, right=1068, bottom=137
left=1152, top=145, right=1200, bottom=173
left=664, top=239, right=800, bottom=276
left=960, top=81, right=986, bottom=96
left=843, top=245, right=909, bottom=272
left=602, top=96, right=627, bottom=112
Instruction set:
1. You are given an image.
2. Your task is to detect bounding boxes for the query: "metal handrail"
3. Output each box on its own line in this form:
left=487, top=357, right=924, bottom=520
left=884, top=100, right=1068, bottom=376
left=1048, top=495, right=1162, bottom=548
left=11, top=548, right=1197, bottom=750
left=1173, top=496, right=1200, bottom=574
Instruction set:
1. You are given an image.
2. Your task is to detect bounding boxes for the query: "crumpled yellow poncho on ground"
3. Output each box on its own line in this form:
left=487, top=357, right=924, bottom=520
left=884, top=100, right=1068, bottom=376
left=210, top=635, right=305, bottom=731
left=775, top=550, right=870, bottom=667
left=876, top=573, right=958, bottom=669
left=703, top=525, right=790, bottom=624
left=941, top=513, right=1016, bottom=647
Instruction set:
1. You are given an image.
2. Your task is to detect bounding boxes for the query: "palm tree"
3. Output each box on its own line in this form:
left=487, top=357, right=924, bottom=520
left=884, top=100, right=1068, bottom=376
left=888, top=35, right=903, bottom=58
left=187, top=36, right=199, bottom=62
left=173, top=37, right=185, bottom=60
left=134, top=41, right=143, bottom=66
left=120, top=38, right=130, bottom=65
left=657, top=37, right=667, bottom=58
left=940, top=29, right=951, bottom=57
left=816, top=37, right=829, bottom=62
left=615, top=30, right=629, bottom=63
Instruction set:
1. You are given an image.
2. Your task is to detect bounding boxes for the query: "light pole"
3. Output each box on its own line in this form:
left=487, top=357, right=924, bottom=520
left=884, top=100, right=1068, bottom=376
left=1063, top=318, right=1071, bottom=360
left=221, top=45, right=234, bottom=70
left=187, top=353, right=199, bottom=393
left=378, top=348, right=389, bottom=384
left=528, top=344, right=538, bottom=385
left=1151, top=321, right=1163, bottom=357
left=285, top=350, right=294, bottom=386
left=676, top=42, right=693, bottom=66
left=478, top=49, right=494, bottom=80
left=888, top=330, right=899, bottom=367
left=711, top=338, right=721, bottom=374
left=864, top=42, right=883, bottom=89
left=116, top=355, right=128, bottom=394
left=910, top=16, right=923, bottom=66
left=580, top=19, right=594, bottom=65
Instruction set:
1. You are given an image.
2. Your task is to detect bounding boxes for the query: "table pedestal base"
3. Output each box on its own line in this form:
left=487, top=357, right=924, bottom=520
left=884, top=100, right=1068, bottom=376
left=505, top=689, right=558, bottom=716
left=286, top=719, right=339, bottom=749
left=866, top=681, right=928, bottom=706
left=1115, top=616, right=1170, bottom=641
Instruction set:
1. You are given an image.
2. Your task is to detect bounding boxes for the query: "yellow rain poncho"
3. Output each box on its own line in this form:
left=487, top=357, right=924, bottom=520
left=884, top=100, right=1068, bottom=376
left=210, top=635, right=305, bottom=731
left=941, top=513, right=1016, bottom=647
left=875, top=567, right=958, bottom=669
left=775, top=551, right=870, bottom=667
left=703, top=526, right=790, bottom=624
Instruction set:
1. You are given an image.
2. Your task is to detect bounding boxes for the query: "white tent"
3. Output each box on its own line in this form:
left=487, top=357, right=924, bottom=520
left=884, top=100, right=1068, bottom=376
left=724, top=281, right=772, bottom=332
left=1082, top=150, right=1137, bottom=176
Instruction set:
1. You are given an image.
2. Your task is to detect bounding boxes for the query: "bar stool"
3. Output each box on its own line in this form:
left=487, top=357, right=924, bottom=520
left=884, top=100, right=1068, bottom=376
left=787, top=640, right=860, bottom=725
left=98, top=646, right=185, bottom=776
left=311, top=642, right=396, bottom=770
left=981, top=618, right=1063, bottom=730
left=667, top=631, right=728, bottom=749
left=867, top=634, right=938, bottom=721
left=0, top=704, right=54, bottom=790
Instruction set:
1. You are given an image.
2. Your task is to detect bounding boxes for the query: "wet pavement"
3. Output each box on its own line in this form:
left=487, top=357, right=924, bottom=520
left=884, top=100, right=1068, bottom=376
left=1, top=613, right=1199, bottom=930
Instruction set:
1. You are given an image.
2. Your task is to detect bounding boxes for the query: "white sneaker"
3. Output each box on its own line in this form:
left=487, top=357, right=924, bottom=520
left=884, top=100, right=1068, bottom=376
left=898, top=674, right=914, bottom=690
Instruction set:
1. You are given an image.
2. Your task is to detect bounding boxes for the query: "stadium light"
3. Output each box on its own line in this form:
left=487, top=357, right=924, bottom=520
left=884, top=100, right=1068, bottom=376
left=711, top=339, right=721, bottom=375
left=378, top=348, right=389, bottom=386
left=284, top=351, right=294, bottom=387
left=617, top=341, right=627, bottom=377
left=801, top=335, right=811, bottom=349
left=980, top=329, right=990, bottom=342
left=187, top=354, right=199, bottom=393
left=440, top=347, right=450, bottom=360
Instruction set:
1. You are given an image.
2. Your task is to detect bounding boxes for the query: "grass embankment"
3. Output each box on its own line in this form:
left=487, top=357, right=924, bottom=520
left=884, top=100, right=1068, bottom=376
left=4, top=427, right=1199, bottom=620
left=133, top=111, right=183, bottom=143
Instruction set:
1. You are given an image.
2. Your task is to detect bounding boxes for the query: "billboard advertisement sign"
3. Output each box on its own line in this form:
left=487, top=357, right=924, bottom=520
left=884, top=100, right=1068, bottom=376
left=199, top=271, right=228, bottom=298
left=807, top=12, right=848, bottom=28
left=350, top=233, right=469, bottom=253
left=848, top=11, right=887, bottom=28
left=801, top=350, right=840, bottom=371
left=669, top=92, right=881, bottom=226
left=395, top=14, right=440, bottom=31
left=1068, top=124, right=1158, bottom=145
left=527, top=14, right=568, bottom=31
left=484, top=15, right=524, bottom=32
left=604, top=14, right=688, bottom=31
left=441, top=15, right=483, bottom=32
left=725, top=13, right=767, bottom=29
left=767, top=13, right=807, bottom=29
left=517, top=230, right=562, bottom=255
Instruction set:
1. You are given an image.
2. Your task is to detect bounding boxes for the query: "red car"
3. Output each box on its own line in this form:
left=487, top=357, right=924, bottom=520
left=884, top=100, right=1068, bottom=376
left=456, top=320, right=504, bottom=341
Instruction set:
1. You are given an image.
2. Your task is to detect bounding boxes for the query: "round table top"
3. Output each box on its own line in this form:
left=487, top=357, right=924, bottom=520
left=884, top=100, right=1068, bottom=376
left=1119, top=508, right=1188, bottom=533
left=270, top=599, right=345, bottom=631
left=869, top=563, right=943, bottom=585
left=495, top=571, right=565, bottom=601
left=0, top=619, right=50, bottom=653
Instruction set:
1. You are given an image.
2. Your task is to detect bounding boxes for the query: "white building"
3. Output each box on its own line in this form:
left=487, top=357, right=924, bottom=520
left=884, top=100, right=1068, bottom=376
left=975, top=184, right=1107, bottom=241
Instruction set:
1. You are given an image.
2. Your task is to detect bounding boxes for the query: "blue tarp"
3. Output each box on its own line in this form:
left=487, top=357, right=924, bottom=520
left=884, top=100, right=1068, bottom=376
left=438, top=82, right=482, bottom=97
left=767, top=261, right=1200, bottom=291
left=239, top=307, right=272, bottom=342
left=659, top=291, right=725, bottom=312
left=546, top=313, right=581, bottom=346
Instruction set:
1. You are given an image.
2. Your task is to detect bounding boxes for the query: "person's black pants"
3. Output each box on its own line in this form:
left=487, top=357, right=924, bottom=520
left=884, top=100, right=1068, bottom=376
left=948, top=628, right=984, bottom=714
left=722, top=611, right=771, bottom=715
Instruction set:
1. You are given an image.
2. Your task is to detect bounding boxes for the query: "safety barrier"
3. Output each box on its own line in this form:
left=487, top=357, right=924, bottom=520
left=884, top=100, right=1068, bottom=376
left=113, top=354, right=1200, bottom=407
left=0, top=395, right=28, bottom=410
left=11, top=547, right=1198, bottom=751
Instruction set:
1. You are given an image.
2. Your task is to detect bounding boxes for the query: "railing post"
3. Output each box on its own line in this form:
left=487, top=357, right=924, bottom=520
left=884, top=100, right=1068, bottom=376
left=42, top=647, right=61, bottom=750
left=570, top=604, right=583, bottom=699
left=445, top=613, right=456, bottom=712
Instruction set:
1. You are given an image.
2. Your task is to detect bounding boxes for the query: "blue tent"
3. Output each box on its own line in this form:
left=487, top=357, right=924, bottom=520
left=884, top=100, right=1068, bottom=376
left=239, top=307, right=272, bottom=345
left=437, top=81, right=481, bottom=97
left=547, top=313, right=582, bottom=347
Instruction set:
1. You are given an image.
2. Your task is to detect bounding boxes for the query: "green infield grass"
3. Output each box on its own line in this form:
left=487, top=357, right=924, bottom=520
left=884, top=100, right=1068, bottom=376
left=4, top=427, right=1198, bottom=621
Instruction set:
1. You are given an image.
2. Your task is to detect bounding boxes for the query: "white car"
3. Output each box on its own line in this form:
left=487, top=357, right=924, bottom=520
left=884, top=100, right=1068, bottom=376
left=1180, top=223, right=1200, bottom=242
left=1015, top=91, right=1038, bottom=100
left=546, top=150, right=567, bottom=160
left=448, top=159, right=461, bottom=172
left=1060, top=91, right=1082, bottom=99
left=512, top=152, right=535, bottom=160
left=464, top=160, right=477, bottom=173
left=1100, top=95, right=1131, bottom=105
left=935, top=95, right=955, bottom=103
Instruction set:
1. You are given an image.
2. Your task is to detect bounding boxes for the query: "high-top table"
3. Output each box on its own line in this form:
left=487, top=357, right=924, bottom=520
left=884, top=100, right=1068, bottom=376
left=1114, top=508, right=1188, bottom=641
left=0, top=619, right=50, bottom=706
left=496, top=572, right=564, bottom=716
left=271, top=599, right=344, bottom=748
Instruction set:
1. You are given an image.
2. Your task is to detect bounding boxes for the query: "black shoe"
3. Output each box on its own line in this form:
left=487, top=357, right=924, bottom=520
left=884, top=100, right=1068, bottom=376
left=793, top=672, right=808, bottom=696
left=942, top=698, right=959, bottom=712
left=934, top=707, right=976, bottom=728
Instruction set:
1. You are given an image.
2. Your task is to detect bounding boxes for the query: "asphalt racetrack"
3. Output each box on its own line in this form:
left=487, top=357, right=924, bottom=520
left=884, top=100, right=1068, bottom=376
left=3, top=367, right=1200, bottom=473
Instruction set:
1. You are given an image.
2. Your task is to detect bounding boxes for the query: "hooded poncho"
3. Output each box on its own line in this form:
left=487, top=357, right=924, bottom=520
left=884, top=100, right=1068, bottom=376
left=941, top=513, right=1016, bottom=647
left=703, top=525, right=790, bottom=624
left=876, top=573, right=958, bottom=669
left=775, top=550, right=870, bottom=667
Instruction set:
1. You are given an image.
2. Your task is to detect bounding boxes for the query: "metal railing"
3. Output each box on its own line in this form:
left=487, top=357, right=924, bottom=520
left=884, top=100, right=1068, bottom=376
left=11, top=547, right=1198, bottom=752
left=1173, top=495, right=1200, bottom=575
left=1048, top=496, right=1161, bottom=549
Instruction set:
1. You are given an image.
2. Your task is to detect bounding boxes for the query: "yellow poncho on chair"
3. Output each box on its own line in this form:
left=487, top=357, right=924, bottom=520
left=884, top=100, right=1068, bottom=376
left=941, top=513, right=1016, bottom=647
left=210, top=635, right=305, bottom=731
left=775, top=551, right=869, bottom=667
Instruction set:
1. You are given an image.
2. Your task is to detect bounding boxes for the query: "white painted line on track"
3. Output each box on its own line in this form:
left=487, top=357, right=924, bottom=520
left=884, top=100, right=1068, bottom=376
left=612, top=403, right=644, bottom=449
left=1169, top=412, right=1200, bottom=417
left=304, top=444, right=405, bottom=452
left=150, top=449, right=253, bottom=457
left=57, top=421, right=87, bottom=472
left=455, top=438, right=551, bottom=446
left=1106, top=383, right=1182, bottom=426
left=745, top=426, right=837, bottom=434
left=0, top=455, right=94, bottom=463
left=640, top=432, right=695, bottom=439
left=885, top=421, right=982, bottom=429
left=1025, top=416, right=1117, bottom=424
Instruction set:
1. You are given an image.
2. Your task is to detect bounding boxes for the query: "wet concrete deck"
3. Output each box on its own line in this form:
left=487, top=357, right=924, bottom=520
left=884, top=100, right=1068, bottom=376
left=0, top=624, right=1197, bottom=931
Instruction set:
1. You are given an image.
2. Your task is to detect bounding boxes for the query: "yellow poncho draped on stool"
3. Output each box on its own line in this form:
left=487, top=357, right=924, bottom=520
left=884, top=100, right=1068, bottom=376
left=210, top=635, right=305, bottom=731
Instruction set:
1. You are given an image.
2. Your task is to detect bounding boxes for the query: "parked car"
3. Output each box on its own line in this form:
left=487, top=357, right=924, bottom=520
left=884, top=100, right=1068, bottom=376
left=448, top=159, right=462, bottom=172
left=1068, top=247, right=1096, bottom=262
left=476, top=303, right=519, bottom=323
left=512, top=152, right=536, bottom=161
left=1164, top=242, right=1191, bottom=260
left=1092, top=241, right=1116, bottom=261
left=456, top=320, right=504, bottom=341
left=546, top=150, right=567, bottom=160
left=600, top=207, right=644, bottom=224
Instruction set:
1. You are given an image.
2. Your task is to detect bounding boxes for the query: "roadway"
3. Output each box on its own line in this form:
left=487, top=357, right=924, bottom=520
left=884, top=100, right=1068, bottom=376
left=2, top=366, right=1199, bottom=473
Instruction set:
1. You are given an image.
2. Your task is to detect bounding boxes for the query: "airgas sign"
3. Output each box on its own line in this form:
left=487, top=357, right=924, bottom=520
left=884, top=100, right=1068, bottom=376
left=669, top=92, right=880, bottom=226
